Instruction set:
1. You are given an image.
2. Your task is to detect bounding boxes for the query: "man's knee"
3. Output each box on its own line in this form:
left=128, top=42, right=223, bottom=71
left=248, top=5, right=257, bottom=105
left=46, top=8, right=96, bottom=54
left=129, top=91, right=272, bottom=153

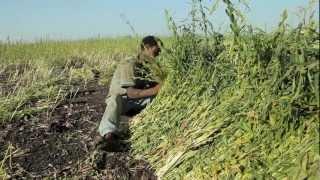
left=98, top=95, right=124, bottom=135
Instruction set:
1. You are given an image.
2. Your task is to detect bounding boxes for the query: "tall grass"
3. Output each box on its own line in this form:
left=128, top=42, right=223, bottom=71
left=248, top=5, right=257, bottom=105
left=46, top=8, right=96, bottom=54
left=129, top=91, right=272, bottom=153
left=130, top=0, right=319, bottom=179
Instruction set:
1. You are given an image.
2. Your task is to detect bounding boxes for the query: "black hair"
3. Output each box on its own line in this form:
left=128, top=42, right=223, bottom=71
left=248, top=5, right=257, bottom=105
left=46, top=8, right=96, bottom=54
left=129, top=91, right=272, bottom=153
left=140, top=35, right=163, bottom=50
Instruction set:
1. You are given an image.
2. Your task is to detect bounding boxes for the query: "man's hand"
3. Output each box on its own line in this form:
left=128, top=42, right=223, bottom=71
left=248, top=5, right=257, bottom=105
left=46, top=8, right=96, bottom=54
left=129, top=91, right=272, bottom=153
left=126, top=84, right=161, bottom=99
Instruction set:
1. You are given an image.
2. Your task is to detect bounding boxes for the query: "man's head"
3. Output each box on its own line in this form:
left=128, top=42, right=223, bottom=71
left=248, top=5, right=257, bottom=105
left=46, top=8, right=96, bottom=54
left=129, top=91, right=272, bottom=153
left=140, top=35, right=162, bottom=58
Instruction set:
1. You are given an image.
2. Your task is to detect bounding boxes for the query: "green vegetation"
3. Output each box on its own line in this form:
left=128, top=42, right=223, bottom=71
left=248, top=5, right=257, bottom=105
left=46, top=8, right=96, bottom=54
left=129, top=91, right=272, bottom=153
left=130, top=0, right=319, bottom=179
left=1, top=0, right=319, bottom=179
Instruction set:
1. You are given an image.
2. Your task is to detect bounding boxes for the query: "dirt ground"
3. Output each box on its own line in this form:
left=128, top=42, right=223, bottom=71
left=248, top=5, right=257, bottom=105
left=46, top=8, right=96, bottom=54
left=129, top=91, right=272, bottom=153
left=0, top=70, right=156, bottom=179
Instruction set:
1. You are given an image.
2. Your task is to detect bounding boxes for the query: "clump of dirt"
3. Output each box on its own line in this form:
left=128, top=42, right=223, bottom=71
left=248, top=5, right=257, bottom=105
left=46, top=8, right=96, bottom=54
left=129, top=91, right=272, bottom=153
left=0, top=76, right=156, bottom=179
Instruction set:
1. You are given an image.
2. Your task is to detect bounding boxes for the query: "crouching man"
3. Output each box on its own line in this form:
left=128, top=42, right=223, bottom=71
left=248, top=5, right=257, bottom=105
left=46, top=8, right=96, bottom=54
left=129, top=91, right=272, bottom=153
left=94, top=36, right=163, bottom=161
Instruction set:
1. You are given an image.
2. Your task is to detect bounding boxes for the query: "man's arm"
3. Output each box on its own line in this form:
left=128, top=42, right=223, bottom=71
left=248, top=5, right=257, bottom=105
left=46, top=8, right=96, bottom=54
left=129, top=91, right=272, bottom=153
left=126, top=84, right=161, bottom=99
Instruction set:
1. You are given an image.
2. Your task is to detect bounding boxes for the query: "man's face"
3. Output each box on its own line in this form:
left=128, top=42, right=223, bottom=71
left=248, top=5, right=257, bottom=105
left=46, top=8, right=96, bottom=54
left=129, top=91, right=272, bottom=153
left=145, top=44, right=161, bottom=58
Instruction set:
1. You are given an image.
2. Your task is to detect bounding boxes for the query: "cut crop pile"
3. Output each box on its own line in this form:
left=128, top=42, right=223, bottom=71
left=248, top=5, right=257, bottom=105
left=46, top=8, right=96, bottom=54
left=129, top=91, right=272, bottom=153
left=130, top=1, right=319, bottom=179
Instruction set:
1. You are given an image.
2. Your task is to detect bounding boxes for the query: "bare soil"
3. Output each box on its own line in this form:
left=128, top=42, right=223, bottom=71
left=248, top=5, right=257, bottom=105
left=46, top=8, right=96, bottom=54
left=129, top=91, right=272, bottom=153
left=0, top=70, right=156, bottom=179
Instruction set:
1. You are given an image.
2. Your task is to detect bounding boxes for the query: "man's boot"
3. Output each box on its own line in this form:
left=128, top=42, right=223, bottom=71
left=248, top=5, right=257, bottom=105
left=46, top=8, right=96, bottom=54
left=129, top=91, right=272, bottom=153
left=92, top=132, right=117, bottom=170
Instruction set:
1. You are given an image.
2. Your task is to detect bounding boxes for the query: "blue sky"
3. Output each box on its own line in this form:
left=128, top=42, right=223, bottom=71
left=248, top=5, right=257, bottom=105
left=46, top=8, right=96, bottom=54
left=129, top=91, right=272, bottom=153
left=0, top=0, right=318, bottom=41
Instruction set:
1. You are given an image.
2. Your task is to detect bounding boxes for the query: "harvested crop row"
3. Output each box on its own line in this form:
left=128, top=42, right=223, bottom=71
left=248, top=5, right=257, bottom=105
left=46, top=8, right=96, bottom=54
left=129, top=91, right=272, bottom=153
left=130, top=1, right=319, bottom=179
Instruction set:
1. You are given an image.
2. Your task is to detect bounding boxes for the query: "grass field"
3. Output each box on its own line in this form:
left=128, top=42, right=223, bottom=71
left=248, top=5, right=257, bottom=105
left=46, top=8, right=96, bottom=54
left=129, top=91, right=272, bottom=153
left=1, top=0, right=319, bottom=179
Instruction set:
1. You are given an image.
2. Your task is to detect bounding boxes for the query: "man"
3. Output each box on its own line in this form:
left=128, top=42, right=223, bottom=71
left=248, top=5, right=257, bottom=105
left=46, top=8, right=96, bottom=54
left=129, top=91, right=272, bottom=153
left=95, top=35, right=162, bottom=153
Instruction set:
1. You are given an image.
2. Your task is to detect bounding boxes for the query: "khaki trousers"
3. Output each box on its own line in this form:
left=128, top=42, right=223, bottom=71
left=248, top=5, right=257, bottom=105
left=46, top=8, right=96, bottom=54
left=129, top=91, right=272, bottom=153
left=98, top=95, right=153, bottom=136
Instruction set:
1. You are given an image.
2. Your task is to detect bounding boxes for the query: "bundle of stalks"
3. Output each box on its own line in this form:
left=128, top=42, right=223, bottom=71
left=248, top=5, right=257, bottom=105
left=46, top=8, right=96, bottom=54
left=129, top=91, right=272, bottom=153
left=131, top=0, right=319, bottom=179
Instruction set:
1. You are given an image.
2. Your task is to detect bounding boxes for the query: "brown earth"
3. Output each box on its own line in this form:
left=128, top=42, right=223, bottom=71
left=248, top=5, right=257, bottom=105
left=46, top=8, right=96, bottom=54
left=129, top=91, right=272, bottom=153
left=0, top=70, right=156, bottom=179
